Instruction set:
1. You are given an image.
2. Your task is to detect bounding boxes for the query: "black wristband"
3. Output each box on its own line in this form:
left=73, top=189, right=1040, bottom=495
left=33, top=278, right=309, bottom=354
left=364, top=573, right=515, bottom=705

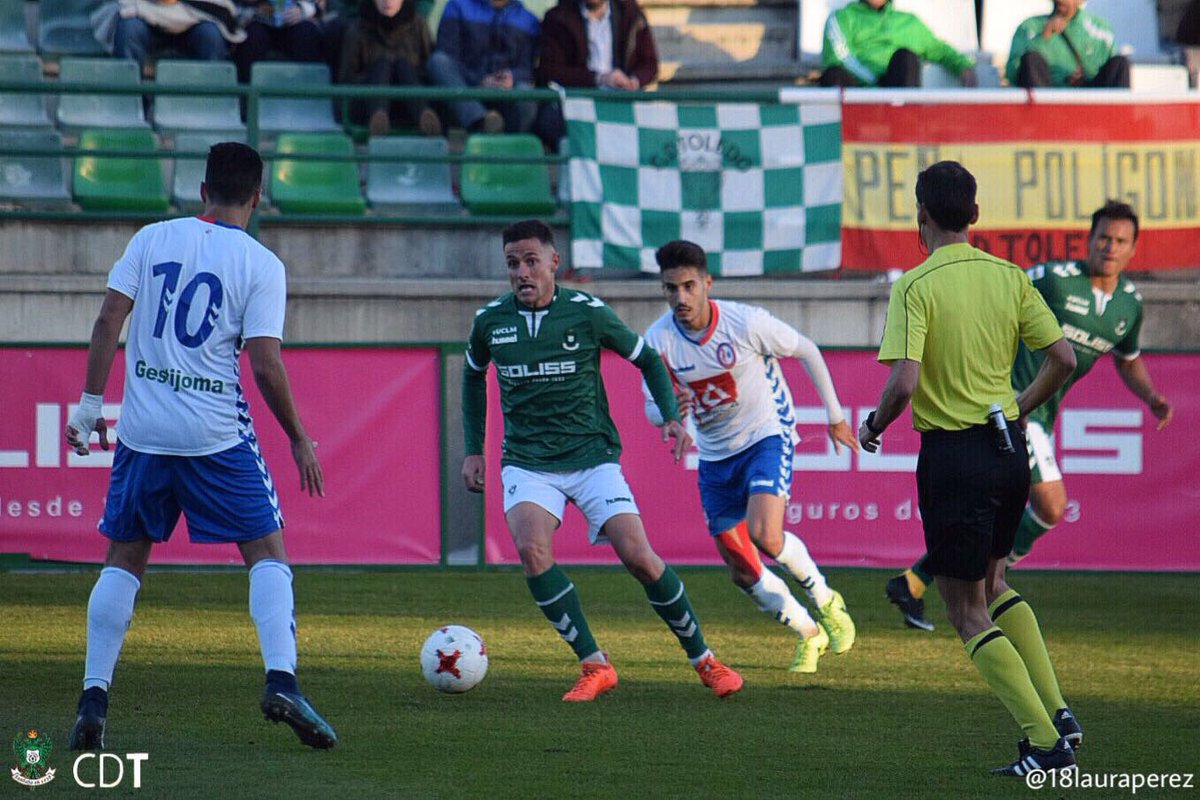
left=865, top=411, right=884, bottom=437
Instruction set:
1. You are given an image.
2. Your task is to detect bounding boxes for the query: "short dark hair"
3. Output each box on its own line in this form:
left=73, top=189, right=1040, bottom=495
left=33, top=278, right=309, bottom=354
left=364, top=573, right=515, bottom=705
left=502, top=219, right=555, bottom=247
left=655, top=240, right=708, bottom=273
left=915, top=160, right=977, bottom=233
left=1089, top=199, right=1140, bottom=242
left=204, top=142, right=263, bottom=206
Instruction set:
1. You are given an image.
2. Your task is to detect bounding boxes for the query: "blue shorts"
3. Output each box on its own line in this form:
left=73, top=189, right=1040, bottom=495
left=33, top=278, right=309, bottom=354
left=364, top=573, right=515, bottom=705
left=697, top=434, right=793, bottom=536
left=99, top=440, right=284, bottom=544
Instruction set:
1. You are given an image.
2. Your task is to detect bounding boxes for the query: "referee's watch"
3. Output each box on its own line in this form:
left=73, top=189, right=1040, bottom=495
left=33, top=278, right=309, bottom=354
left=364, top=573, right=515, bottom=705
left=865, top=411, right=884, bottom=437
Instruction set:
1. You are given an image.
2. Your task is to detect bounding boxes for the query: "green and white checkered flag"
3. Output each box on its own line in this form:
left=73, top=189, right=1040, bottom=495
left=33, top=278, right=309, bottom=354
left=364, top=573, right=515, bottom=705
left=563, top=96, right=842, bottom=274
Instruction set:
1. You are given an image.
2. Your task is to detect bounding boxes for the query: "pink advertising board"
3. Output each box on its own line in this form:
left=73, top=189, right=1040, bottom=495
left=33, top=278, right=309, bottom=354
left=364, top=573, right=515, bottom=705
left=483, top=351, right=1199, bottom=571
left=0, top=347, right=442, bottom=564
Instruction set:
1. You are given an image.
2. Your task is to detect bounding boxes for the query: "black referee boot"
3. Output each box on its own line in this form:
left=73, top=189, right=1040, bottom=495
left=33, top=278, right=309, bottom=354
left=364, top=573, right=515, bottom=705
left=885, top=575, right=934, bottom=632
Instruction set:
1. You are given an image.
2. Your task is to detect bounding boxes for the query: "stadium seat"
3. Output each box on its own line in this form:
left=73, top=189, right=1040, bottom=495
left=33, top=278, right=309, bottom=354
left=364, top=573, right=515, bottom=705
left=72, top=128, right=168, bottom=212
left=893, top=0, right=979, bottom=55
left=1085, top=0, right=1173, bottom=63
left=0, top=129, right=71, bottom=207
left=153, top=60, right=246, bottom=136
left=251, top=62, right=341, bottom=137
left=37, top=0, right=107, bottom=56
left=459, top=134, right=556, bottom=216
left=56, top=57, right=149, bottom=131
left=556, top=137, right=570, bottom=206
left=365, top=136, right=459, bottom=213
left=1130, top=64, right=1191, bottom=92
left=0, top=0, right=34, bottom=52
left=0, top=54, right=53, bottom=128
left=270, top=132, right=365, bottom=215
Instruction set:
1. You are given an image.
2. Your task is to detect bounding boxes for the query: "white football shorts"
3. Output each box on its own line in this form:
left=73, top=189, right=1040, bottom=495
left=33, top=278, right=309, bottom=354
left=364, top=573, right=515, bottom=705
left=500, top=463, right=640, bottom=545
left=1025, top=420, right=1062, bottom=484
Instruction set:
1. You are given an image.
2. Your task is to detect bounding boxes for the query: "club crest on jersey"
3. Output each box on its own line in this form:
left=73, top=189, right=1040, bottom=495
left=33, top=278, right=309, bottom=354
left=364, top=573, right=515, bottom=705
left=562, top=330, right=580, bottom=351
left=716, top=342, right=736, bottom=368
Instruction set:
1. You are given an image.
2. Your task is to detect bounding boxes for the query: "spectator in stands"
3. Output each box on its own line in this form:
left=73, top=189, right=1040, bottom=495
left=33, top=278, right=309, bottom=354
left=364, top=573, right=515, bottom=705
left=1006, top=0, right=1129, bottom=88
left=108, top=0, right=243, bottom=69
left=533, top=0, right=658, bottom=147
left=1179, top=0, right=1200, bottom=46
left=338, top=0, right=441, bottom=136
left=233, top=1, right=327, bottom=83
left=426, top=0, right=539, bottom=133
left=819, top=0, right=977, bottom=88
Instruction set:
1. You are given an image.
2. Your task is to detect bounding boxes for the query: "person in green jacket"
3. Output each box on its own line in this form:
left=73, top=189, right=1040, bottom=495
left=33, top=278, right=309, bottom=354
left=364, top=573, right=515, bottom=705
left=820, top=0, right=976, bottom=88
left=1007, top=0, right=1130, bottom=88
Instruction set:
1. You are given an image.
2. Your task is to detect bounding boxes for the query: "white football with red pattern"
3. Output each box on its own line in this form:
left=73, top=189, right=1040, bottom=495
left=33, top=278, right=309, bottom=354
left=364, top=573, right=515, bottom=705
left=420, top=625, right=489, bottom=693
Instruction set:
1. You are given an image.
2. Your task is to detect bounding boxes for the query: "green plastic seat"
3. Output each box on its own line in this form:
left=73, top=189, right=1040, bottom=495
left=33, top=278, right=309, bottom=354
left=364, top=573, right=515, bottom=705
left=0, top=129, right=70, bottom=207
left=73, top=128, right=168, bottom=212
left=38, top=0, right=107, bottom=56
left=270, top=132, right=365, bottom=215
left=56, top=57, right=149, bottom=130
left=0, top=0, right=34, bottom=53
left=366, top=136, right=458, bottom=213
left=460, top=134, right=555, bottom=216
left=0, top=54, right=52, bottom=127
left=251, top=62, right=341, bottom=136
left=154, top=60, right=245, bottom=135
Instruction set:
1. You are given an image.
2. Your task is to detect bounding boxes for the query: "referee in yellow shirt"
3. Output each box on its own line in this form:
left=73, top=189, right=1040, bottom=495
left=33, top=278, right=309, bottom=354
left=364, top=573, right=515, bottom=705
left=859, top=161, right=1079, bottom=776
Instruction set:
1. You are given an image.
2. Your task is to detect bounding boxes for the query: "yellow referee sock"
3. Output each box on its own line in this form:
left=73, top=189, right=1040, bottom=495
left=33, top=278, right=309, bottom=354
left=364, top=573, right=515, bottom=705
left=990, top=589, right=1067, bottom=714
left=967, top=627, right=1059, bottom=749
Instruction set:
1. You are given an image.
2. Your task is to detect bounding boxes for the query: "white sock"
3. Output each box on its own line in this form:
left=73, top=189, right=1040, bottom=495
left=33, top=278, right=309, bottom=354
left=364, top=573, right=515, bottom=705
left=774, top=532, right=832, bottom=607
left=83, top=566, right=141, bottom=691
left=744, top=569, right=819, bottom=637
left=249, top=559, right=297, bottom=674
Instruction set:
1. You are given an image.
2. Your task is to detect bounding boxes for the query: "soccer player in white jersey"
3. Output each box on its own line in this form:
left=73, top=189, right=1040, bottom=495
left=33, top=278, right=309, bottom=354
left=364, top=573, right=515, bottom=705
left=643, top=240, right=859, bottom=673
left=63, top=143, right=336, bottom=751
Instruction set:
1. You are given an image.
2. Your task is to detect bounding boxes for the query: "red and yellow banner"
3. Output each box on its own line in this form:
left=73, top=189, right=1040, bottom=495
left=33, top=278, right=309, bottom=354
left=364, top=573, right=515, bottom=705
left=840, top=99, right=1200, bottom=270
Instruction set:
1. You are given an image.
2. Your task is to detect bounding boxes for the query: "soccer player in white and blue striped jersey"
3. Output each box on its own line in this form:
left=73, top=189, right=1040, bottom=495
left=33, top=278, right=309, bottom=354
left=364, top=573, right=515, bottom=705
left=643, top=240, right=859, bottom=675
left=64, top=142, right=336, bottom=751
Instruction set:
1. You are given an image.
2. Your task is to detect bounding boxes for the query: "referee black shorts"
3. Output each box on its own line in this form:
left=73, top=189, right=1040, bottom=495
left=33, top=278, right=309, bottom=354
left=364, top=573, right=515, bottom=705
left=916, top=423, right=1030, bottom=582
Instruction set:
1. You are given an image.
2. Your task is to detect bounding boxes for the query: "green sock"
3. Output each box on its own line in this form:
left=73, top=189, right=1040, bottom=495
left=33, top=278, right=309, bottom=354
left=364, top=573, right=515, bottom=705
left=1012, top=507, right=1055, bottom=557
left=644, top=565, right=709, bottom=660
left=911, top=554, right=933, bottom=587
left=990, top=589, right=1067, bottom=714
left=526, top=564, right=600, bottom=661
left=967, top=627, right=1059, bottom=750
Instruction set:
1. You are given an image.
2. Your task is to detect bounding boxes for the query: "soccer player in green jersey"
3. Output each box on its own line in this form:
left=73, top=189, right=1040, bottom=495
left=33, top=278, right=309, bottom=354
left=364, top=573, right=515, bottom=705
left=461, top=219, right=744, bottom=701
left=887, top=200, right=1175, bottom=636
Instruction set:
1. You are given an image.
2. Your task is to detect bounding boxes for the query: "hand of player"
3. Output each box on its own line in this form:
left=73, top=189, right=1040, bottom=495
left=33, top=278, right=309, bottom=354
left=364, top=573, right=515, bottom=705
left=661, top=419, right=692, bottom=463
left=673, top=385, right=694, bottom=421
left=1042, top=14, right=1068, bottom=39
left=462, top=454, right=486, bottom=493
left=857, top=419, right=882, bottom=454
left=65, top=393, right=108, bottom=456
left=290, top=437, right=324, bottom=497
left=1149, top=395, right=1174, bottom=430
left=827, top=420, right=860, bottom=454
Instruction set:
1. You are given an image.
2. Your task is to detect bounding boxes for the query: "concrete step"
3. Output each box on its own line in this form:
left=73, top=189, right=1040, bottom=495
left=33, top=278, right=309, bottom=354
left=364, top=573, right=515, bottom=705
left=659, top=59, right=810, bottom=84
left=645, top=1, right=797, bottom=66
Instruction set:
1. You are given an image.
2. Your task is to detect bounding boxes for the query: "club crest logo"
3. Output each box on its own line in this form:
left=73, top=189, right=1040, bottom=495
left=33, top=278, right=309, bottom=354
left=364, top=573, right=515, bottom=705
left=11, top=729, right=56, bottom=787
left=562, top=330, right=580, bottom=352
left=716, top=342, right=736, bottom=368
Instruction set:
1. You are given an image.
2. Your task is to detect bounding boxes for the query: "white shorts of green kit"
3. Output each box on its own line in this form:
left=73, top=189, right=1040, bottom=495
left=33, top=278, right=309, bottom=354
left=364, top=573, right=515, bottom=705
left=500, top=463, right=641, bottom=545
left=1025, top=420, right=1062, bottom=484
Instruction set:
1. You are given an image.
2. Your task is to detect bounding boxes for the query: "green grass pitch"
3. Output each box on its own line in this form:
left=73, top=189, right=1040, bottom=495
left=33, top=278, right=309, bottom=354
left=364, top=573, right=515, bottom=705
left=2, top=568, right=1196, bottom=799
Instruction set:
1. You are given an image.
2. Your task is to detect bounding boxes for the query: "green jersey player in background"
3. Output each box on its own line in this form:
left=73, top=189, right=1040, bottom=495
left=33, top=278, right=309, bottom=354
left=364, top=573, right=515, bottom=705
left=461, top=219, right=744, bottom=701
left=887, top=200, right=1175, bottom=632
